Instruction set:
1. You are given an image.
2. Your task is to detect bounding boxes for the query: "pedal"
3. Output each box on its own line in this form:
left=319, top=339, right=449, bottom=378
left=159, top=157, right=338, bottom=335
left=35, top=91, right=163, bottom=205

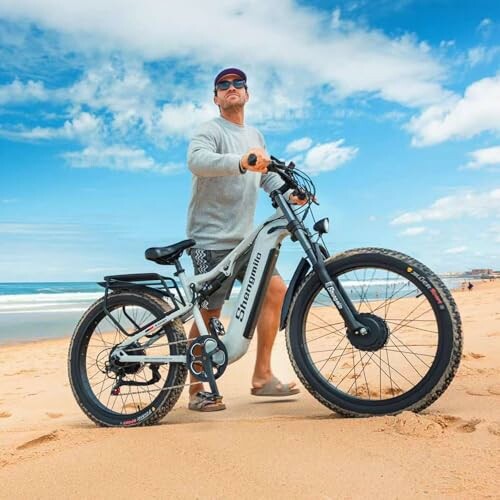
left=209, top=317, right=225, bottom=337
left=203, top=392, right=223, bottom=404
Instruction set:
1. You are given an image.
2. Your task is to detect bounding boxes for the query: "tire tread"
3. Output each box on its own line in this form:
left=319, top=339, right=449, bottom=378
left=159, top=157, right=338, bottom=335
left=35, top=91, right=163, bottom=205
left=286, top=247, right=462, bottom=417
left=68, top=290, right=187, bottom=427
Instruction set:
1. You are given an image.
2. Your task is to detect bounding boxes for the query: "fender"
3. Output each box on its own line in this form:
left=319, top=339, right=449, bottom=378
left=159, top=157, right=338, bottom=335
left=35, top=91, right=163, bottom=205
left=280, top=257, right=311, bottom=331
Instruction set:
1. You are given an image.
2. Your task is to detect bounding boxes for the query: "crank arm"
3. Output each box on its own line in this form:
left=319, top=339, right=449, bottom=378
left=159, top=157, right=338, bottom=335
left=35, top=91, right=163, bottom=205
left=202, top=354, right=220, bottom=398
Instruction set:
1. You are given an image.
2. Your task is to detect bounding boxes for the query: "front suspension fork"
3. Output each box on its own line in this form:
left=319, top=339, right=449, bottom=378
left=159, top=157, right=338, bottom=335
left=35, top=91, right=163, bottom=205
left=311, top=250, right=368, bottom=336
left=273, top=192, right=368, bottom=336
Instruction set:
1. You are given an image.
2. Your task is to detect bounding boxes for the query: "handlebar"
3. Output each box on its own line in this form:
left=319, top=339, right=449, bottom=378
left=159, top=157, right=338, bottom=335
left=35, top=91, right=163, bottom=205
left=247, top=153, right=311, bottom=202
left=247, top=153, right=258, bottom=166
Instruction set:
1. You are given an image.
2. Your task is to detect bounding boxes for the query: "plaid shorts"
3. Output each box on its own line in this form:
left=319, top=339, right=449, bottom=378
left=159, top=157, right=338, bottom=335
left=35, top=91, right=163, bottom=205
left=190, top=248, right=280, bottom=310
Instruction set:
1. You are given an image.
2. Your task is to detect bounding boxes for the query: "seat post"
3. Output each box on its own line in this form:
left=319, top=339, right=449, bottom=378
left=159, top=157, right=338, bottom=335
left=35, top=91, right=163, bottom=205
left=173, top=260, right=194, bottom=307
left=173, top=259, right=184, bottom=274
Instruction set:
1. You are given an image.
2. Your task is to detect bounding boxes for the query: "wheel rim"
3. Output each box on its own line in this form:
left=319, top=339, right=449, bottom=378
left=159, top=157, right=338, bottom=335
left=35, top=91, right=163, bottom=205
left=79, top=299, right=177, bottom=417
left=300, top=265, right=445, bottom=404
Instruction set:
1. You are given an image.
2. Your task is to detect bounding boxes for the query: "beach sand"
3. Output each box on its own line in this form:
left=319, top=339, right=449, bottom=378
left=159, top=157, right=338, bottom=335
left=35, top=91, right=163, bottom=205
left=0, top=280, right=499, bottom=498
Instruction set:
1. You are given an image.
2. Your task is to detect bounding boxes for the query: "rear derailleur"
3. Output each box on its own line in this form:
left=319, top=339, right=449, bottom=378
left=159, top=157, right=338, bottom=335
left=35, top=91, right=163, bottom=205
left=107, top=342, right=161, bottom=396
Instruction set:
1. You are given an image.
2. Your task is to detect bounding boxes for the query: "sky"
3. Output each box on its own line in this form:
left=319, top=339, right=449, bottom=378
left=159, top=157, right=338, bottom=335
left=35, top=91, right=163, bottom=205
left=0, top=0, right=499, bottom=282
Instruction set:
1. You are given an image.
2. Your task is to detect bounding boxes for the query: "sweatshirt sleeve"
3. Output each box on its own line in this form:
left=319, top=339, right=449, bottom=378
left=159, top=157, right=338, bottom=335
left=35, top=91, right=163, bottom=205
left=187, top=121, right=242, bottom=177
left=260, top=170, right=289, bottom=194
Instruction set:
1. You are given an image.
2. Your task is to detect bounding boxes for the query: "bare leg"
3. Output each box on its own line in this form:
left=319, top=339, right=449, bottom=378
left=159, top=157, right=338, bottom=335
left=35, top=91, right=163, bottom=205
left=251, top=275, right=296, bottom=390
left=188, top=306, right=222, bottom=397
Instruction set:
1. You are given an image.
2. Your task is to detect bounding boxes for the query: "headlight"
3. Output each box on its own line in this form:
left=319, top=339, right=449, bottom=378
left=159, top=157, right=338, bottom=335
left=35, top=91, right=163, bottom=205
left=313, top=217, right=329, bottom=235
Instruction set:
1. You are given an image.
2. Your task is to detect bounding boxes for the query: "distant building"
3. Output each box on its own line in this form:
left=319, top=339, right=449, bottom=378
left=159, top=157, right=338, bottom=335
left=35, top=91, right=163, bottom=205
left=470, top=269, right=494, bottom=276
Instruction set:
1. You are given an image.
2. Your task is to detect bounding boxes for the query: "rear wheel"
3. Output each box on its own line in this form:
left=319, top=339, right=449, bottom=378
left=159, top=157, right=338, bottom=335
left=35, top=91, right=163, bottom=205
left=68, top=290, right=187, bottom=427
left=287, top=248, right=462, bottom=417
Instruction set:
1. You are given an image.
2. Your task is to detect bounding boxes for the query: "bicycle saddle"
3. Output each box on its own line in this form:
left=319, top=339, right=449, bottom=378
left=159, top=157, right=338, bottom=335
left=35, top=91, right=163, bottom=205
left=145, top=239, right=196, bottom=265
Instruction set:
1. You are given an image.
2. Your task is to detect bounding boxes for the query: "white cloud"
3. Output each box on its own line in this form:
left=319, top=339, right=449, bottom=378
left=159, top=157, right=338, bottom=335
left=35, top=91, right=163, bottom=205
left=0, top=0, right=450, bottom=109
left=391, top=188, right=500, bottom=225
left=302, top=140, right=358, bottom=174
left=62, top=145, right=182, bottom=174
left=408, top=75, right=500, bottom=146
left=0, top=111, right=102, bottom=141
left=463, top=146, right=500, bottom=170
left=285, top=137, right=313, bottom=154
left=467, top=46, right=500, bottom=66
left=331, top=8, right=342, bottom=29
left=477, top=18, right=493, bottom=35
left=439, top=40, right=455, bottom=49
left=444, top=246, right=467, bottom=254
left=0, top=78, right=48, bottom=104
left=65, top=62, right=159, bottom=135
left=400, top=226, right=426, bottom=236
left=156, top=102, right=216, bottom=139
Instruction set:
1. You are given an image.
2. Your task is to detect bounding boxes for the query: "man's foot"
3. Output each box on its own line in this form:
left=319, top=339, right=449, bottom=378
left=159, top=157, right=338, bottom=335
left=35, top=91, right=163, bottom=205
left=251, top=375, right=300, bottom=397
left=188, top=391, right=226, bottom=412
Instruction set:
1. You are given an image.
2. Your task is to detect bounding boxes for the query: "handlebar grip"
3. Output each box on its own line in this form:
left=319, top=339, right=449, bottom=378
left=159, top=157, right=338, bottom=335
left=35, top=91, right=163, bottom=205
left=248, top=153, right=257, bottom=166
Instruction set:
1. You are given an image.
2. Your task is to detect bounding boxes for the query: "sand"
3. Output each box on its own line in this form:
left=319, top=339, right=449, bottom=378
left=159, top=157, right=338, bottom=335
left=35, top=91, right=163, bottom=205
left=0, top=280, right=499, bottom=498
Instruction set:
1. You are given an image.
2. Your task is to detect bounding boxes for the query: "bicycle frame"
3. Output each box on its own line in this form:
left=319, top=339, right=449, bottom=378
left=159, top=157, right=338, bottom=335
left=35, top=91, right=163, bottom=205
left=113, top=190, right=367, bottom=367
left=114, top=196, right=292, bottom=366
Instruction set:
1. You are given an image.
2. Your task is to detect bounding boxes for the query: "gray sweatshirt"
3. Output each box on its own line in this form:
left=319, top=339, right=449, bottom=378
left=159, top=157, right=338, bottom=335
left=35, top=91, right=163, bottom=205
left=186, top=116, right=286, bottom=249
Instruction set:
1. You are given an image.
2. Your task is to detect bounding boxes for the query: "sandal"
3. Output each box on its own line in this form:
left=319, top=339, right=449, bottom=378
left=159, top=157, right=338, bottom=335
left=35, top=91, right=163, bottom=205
left=251, top=376, right=300, bottom=397
left=188, top=391, right=226, bottom=412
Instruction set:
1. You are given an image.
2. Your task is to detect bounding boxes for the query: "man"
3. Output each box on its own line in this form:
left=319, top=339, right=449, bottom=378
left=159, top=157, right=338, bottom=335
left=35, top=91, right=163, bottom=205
left=186, top=67, right=305, bottom=411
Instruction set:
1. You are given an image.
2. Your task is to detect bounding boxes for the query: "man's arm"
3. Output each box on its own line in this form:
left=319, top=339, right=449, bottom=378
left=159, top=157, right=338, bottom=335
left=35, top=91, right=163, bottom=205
left=187, top=122, right=242, bottom=177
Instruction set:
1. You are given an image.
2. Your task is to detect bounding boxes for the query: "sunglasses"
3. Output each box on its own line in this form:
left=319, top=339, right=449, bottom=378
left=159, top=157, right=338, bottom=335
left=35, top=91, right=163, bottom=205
left=215, top=79, right=247, bottom=91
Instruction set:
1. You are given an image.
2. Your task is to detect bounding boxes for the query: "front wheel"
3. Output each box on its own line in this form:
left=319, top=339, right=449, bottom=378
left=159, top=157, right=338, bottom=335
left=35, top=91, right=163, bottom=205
left=286, top=248, right=462, bottom=417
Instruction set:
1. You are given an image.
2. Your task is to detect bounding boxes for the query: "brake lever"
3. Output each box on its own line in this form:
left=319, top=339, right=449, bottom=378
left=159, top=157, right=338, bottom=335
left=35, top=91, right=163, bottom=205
left=252, top=156, right=317, bottom=203
left=270, top=155, right=285, bottom=165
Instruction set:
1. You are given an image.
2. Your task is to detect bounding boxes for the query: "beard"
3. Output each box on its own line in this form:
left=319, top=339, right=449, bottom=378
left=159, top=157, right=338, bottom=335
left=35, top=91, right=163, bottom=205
left=220, top=94, right=246, bottom=111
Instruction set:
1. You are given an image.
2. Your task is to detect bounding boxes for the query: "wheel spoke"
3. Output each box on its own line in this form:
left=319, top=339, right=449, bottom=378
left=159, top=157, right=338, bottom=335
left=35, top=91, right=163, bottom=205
left=73, top=296, right=186, bottom=422
left=300, top=261, right=449, bottom=406
left=389, top=333, right=434, bottom=368
left=317, top=334, right=352, bottom=373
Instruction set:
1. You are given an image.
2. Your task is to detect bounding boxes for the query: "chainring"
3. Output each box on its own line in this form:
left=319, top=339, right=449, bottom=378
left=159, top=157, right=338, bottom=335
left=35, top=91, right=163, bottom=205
left=186, top=335, right=228, bottom=382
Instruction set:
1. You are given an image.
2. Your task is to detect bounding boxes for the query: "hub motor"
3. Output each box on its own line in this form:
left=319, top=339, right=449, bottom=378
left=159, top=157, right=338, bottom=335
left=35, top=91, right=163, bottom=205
left=347, top=313, right=390, bottom=352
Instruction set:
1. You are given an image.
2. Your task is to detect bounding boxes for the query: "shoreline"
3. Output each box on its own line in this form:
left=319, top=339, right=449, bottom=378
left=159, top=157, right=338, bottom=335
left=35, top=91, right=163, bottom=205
left=0, top=278, right=495, bottom=346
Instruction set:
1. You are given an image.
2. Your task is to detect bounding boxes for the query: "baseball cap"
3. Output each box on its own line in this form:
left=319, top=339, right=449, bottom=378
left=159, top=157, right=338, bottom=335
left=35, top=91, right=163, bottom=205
left=214, top=67, right=247, bottom=87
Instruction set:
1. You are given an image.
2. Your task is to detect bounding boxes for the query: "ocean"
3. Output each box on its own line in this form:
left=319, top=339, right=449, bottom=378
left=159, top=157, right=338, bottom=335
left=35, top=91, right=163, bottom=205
left=0, top=281, right=240, bottom=343
left=0, top=277, right=469, bottom=343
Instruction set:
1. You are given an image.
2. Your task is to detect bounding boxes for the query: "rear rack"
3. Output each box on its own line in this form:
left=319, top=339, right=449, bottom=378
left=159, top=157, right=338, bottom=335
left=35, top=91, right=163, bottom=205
left=99, top=273, right=186, bottom=308
left=98, top=273, right=188, bottom=335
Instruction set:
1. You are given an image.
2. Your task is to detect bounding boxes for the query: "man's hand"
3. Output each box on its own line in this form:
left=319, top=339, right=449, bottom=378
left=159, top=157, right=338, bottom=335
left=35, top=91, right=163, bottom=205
left=288, top=193, right=309, bottom=206
left=289, top=191, right=318, bottom=205
left=241, top=148, right=270, bottom=173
